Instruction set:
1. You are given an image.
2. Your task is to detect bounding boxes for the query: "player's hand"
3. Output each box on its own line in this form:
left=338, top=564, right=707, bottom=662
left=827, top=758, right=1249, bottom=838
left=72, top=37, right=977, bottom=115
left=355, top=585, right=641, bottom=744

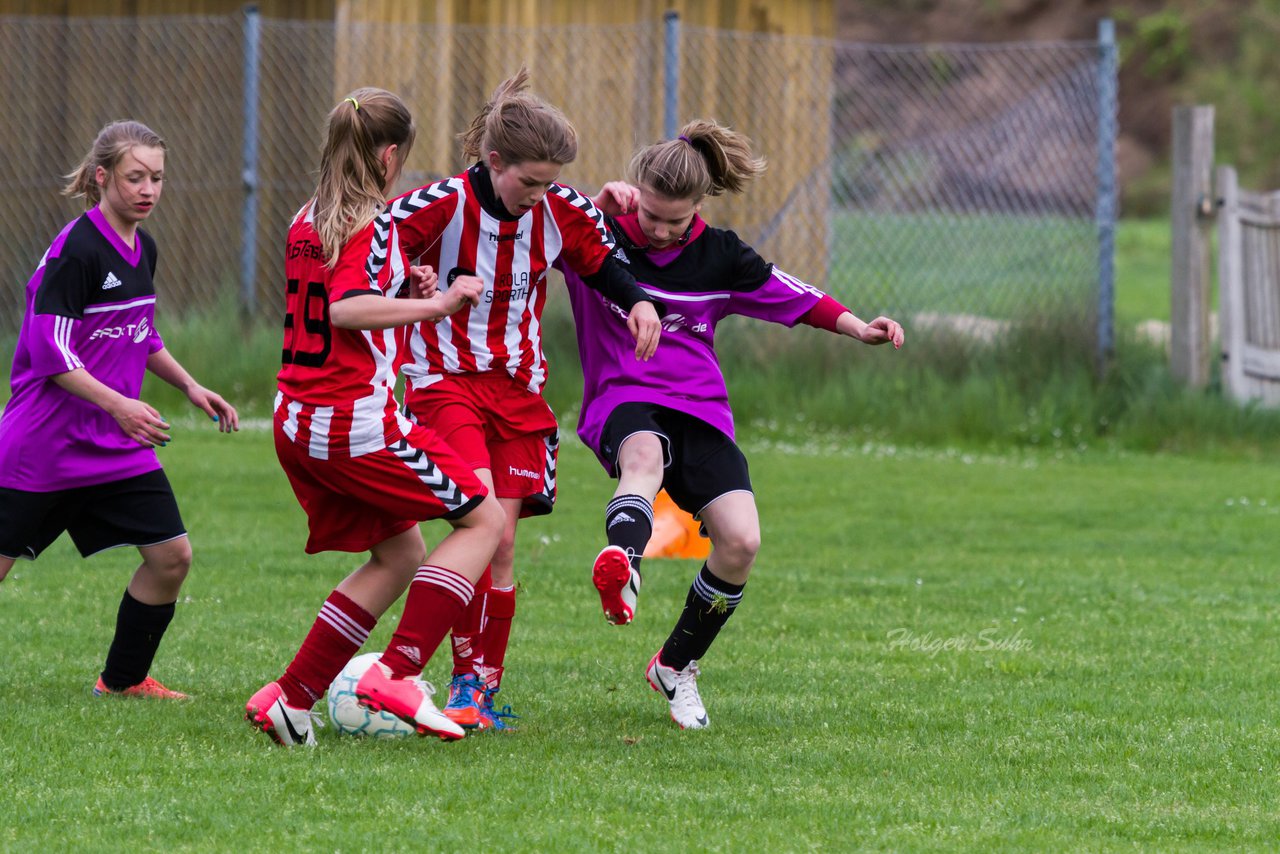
left=858, top=316, right=904, bottom=349
left=111, top=397, right=171, bottom=447
left=628, top=300, right=661, bottom=361
left=410, top=264, right=438, bottom=299
left=433, top=274, right=484, bottom=316
left=187, top=385, right=240, bottom=433
left=594, top=181, right=640, bottom=216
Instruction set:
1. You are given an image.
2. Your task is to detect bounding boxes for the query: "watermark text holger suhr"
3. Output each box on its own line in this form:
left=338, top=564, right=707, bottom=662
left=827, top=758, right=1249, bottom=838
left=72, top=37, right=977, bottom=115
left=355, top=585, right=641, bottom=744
left=886, top=627, right=1033, bottom=658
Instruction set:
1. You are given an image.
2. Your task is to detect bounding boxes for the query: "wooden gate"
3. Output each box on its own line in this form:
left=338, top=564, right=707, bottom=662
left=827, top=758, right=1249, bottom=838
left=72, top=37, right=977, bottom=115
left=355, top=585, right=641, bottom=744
left=1218, top=165, right=1280, bottom=405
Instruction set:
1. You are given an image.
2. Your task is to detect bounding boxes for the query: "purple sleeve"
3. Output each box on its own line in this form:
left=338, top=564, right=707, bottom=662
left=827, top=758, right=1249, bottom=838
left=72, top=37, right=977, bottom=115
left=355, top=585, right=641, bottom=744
left=146, top=327, right=165, bottom=355
left=725, top=267, right=826, bottom=327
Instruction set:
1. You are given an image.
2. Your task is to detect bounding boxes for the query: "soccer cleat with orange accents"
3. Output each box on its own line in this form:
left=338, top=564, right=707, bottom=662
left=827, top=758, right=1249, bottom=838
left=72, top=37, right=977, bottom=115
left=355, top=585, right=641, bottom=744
left=442, top=673, right=486, bottom=728
left=355, top=660, right=464, bottom=741
left=476, top=688, right=520, bottom=732
left=245, top=681, right=316, bottom=747
left=93, top=675, right=189, bottom=700
left=592, top=545, right=640, bottom=626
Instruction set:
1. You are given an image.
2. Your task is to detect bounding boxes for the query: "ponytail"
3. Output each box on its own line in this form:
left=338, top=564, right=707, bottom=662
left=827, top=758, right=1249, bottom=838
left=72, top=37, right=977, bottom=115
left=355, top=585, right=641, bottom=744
left=628, top=119, right=766, bottom=200
left=63, top=120, right=166, bottom=208
left=458, top=66, right=577, bottom=166
left=313, top=87, right=415, bottom=266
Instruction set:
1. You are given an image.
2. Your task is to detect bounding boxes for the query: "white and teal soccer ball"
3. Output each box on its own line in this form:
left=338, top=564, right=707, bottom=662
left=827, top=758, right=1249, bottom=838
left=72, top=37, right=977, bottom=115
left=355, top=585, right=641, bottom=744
left=327, top=653, right=416, bottom=739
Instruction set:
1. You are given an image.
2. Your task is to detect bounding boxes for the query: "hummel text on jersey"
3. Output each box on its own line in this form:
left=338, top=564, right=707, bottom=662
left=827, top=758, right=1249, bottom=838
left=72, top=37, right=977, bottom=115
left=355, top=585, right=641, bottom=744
left=487, top=231, right=524, bottom=243
left=102, top=272, right=123, bottom=289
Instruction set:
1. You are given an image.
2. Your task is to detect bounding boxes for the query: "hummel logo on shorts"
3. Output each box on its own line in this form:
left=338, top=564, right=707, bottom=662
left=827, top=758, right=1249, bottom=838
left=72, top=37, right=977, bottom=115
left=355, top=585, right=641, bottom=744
left=102, top=272, right=123, bottom=290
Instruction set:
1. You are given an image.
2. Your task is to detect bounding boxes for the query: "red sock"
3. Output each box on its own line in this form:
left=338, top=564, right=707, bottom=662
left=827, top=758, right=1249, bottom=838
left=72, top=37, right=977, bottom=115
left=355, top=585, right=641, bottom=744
left=478, top=585, right=516, bottom=692
left=379, top=565, right=475, bottom=679
left=451, top=566, right=491, bottom=676
left=279, top=590, right=376, bottom=708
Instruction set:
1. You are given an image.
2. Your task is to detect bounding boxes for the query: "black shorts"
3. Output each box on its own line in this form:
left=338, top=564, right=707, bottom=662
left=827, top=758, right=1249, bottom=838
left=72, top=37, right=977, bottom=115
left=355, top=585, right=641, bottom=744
left=600, top=402, right=752, bottom=517
left=0, top=469, right=186, bottom=560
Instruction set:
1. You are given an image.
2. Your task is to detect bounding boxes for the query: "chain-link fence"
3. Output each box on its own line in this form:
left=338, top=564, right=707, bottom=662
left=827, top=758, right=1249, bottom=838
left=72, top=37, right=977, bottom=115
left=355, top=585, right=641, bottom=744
left=0, top=12, right=1116, bottom=357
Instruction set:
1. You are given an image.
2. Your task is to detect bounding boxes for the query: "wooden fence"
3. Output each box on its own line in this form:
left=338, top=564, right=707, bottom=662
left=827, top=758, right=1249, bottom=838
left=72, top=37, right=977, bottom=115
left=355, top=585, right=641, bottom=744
left=1218, top=165, right=1280, bottom=406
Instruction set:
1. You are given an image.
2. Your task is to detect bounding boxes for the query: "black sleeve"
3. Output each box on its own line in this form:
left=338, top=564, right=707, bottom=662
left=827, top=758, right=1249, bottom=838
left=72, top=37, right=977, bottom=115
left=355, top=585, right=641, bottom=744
left=580, top=254, right=665, bottom=315
left=33, top=251, right=92, bottom=319
left=142, top=230, right=159, bottom=277
left=727, top=231, right=774, bottom=292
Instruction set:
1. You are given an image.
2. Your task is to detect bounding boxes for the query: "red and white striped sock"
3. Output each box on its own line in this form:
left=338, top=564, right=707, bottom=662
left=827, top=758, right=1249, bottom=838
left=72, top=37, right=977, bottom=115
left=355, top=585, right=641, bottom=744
left=279, top=589, right=375, bottom=708
left=379, top=565, right=475, bottom=679
left=478, top=585, right=516, bottom=692
left=451, top=565, right=491, bottom=676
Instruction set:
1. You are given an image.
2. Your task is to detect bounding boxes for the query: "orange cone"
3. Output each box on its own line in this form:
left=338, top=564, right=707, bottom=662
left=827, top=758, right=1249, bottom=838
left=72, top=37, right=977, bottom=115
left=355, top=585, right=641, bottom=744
left=642, top=490, right=711, bottom=559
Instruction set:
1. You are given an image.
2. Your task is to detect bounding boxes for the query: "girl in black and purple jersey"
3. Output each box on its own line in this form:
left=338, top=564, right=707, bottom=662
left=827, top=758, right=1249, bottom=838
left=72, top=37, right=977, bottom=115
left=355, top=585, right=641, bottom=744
left=0, top=120, right=239, bottom=699
left=562, top=120, right=903, bottom=729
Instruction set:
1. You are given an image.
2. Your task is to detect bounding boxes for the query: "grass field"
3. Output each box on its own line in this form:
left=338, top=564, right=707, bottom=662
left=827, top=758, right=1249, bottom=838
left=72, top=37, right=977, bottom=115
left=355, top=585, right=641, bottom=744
left=2, top=425, right=1279, bottom=851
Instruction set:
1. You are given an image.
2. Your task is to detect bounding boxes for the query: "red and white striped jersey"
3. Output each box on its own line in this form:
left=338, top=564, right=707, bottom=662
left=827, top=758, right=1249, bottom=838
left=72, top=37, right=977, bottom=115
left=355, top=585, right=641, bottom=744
left=275, top=201, right=415, bottom=459
left=366, top=165, right=614, bottom=395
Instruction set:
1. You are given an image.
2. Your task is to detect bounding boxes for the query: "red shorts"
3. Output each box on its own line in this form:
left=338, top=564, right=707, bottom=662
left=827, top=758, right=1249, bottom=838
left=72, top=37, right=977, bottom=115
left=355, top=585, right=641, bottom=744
left=406, top=372, right=558, bottom=517
left=275, top=420, right=487, bottom=554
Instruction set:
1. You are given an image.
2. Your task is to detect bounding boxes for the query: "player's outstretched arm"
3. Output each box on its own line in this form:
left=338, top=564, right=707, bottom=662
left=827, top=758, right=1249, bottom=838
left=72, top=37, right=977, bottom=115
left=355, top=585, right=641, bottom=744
left=836, top=313, right=904, bottom=349
left=147, top=348, right=240, bottom=433
left=330, top=276, right=484, bottom=331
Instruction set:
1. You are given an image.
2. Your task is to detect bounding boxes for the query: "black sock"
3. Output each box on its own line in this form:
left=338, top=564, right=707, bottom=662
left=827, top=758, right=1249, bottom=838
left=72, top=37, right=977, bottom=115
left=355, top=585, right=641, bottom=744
left=604, top=494, right=653, bottom=574
left=100, top=590, right=176, bottom=690
left=660, top=564, right=745, bottom=671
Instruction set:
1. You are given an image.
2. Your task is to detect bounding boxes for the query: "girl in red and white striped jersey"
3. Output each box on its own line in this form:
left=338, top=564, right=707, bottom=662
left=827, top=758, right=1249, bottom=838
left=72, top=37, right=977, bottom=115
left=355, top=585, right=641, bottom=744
left=367, top=68, right=662, bottom=729
left=246, top=88, right=506, bottom=746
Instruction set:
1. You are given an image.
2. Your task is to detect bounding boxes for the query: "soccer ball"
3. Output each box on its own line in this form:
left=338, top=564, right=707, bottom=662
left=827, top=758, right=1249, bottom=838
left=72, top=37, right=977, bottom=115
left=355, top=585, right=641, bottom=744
left=326, top=653, right=416, bottom=739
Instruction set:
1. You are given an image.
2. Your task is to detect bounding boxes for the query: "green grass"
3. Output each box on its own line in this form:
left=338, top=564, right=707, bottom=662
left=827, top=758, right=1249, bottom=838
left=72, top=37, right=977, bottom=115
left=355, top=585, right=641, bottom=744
left=1115, top=217, right=1175, bottom=324
left=2, top=427, right=1279, bottom=850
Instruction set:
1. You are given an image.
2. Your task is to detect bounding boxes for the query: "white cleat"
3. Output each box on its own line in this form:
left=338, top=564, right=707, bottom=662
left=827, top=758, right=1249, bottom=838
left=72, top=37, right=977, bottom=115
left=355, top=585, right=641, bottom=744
left=645, top=652, right=709, bottom=730
left=246, top=681, right=317, bottom=747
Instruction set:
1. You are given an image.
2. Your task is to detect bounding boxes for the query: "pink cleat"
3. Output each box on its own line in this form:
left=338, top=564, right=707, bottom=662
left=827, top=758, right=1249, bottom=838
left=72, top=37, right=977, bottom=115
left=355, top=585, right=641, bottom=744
left=355, top=661, right=464, bottom=741
left=592, top=546, right=640, bottom=626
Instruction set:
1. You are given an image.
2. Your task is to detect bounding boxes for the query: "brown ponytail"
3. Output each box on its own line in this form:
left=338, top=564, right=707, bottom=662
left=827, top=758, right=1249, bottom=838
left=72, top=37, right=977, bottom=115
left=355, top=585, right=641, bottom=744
left=458, top=66, right=577, bottom=167
left=628, top=119, right=767, bottom=200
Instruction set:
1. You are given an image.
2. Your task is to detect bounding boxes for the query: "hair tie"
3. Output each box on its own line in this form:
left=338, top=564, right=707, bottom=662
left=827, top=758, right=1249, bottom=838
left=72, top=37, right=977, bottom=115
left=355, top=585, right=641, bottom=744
left=677, top=135, right=691, bottom=145
left=345, top=96, right=360, bottom=112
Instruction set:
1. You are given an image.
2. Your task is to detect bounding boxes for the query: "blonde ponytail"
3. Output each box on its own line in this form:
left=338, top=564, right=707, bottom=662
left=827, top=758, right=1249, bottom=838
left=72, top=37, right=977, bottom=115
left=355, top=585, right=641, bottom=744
left=313, top=87, right=415, bottom=266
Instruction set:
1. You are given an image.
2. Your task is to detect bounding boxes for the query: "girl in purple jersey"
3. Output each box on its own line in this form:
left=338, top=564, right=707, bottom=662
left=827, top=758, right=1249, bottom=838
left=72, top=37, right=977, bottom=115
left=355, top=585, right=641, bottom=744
left=562, top=120, right=903, bottom=730
left=0, top=120, right=239, bottom=699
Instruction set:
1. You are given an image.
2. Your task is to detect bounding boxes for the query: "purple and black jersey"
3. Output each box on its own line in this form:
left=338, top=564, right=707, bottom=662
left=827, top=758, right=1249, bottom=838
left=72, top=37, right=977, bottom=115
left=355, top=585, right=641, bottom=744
left=0, top=207, right=166, bottom=491
left=562, top=213, right=825, bottom=473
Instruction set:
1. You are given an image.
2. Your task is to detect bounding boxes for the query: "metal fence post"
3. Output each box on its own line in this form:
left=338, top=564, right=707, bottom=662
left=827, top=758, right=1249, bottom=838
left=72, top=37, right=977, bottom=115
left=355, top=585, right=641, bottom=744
left=1095, top=18, right=1118, bottom=372
left=241, top=4, right=260, bottom=317
left=663, top=11, right=680, bottom=140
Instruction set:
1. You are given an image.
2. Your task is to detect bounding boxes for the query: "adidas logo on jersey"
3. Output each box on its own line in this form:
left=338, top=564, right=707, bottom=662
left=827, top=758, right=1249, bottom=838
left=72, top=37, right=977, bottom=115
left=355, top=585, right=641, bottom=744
left=102, top=272, right=123, bottom=290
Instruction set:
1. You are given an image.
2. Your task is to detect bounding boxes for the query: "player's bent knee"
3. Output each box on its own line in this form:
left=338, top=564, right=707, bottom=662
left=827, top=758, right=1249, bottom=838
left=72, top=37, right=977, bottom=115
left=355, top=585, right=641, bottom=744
left=143, top=537, right=192, bottom=580
left=458, top=495, right=505, bottom=538
left=716, top=529, right=761, bottom=567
